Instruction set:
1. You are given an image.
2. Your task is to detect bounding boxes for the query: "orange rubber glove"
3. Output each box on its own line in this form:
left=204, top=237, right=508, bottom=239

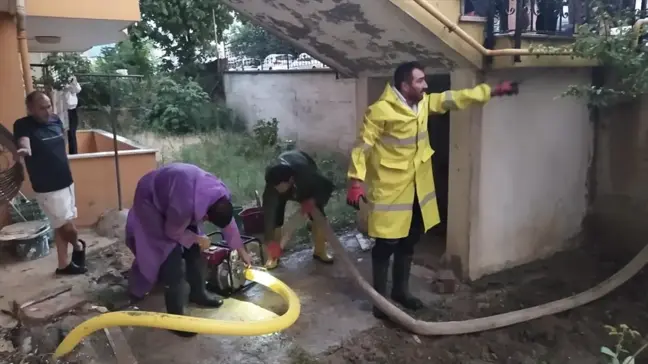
left=300, top=198, right=316, bottom=216
left=267, top=241, right=282, bottom=259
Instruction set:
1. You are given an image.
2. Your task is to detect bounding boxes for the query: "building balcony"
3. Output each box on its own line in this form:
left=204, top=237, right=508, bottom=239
left=479, top=0, right=646, bottom=68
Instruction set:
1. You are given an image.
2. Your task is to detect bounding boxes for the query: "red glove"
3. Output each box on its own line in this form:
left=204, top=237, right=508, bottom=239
left=300, top=198, right=316, bottom=216
left=267, top=241, right=282, bottom=259
left=491, top=81, right=519, bottom=97
left=346, top=180, right=365, bottom=209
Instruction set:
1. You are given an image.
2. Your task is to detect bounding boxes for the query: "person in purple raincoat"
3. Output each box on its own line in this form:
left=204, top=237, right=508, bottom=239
left=125, top=163, right=252, bottom=337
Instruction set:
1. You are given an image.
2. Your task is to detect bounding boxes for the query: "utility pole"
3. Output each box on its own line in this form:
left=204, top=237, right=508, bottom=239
left=212, top=9, right=219, bottom=59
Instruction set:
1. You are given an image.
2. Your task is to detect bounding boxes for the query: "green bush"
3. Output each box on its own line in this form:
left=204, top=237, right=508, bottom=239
left=138, top=75, right=246, bottom=134
left=235, top=118, right=281, bottom=158
left=143, top=76, right=209, bottom=134
left=175, top=124, right=354, bottom=240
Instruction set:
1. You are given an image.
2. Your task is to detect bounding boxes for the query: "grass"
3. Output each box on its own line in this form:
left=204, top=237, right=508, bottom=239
left=173, top=130, right=355, bottom=244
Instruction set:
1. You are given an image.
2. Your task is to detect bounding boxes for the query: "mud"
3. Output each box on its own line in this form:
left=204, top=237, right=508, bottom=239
left=3, top=233, right=647, bottom=364
left=318, top=244, right=648, bottom=364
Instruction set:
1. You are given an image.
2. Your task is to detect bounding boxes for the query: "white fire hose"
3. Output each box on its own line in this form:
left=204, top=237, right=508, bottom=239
left=309, top=207, right=648, bottom=335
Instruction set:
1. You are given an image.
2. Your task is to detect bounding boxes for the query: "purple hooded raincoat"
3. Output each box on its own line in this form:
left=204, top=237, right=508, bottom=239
left=125, top=163, right=243, bottom=298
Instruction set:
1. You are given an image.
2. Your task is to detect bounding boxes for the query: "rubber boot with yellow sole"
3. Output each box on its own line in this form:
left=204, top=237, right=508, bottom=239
left=264, top=227, right=283, bottom=270
left=312, top=224, right=334, bottom=264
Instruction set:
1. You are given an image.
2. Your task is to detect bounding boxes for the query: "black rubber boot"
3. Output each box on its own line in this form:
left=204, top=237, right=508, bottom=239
left=55, top=262, right=87, bottom=275
left=371, top=240, right=394, bottom=319
left=71, top=239, right=87, bottom=268
left=372, top=256, right=390, bottom=319
left=391, top=254, right=424, bottom=310
left=164, top=284, right=197, bottom=338
left=185, top=246, right=223, bottom=308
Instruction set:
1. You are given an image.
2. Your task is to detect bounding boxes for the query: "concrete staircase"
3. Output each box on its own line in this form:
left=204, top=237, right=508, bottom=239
left=222, top=0, right=485, bottom=76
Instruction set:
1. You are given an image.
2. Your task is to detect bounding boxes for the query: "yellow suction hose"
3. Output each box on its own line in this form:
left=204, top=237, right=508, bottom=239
left=53, top=268, right=301, bottom=359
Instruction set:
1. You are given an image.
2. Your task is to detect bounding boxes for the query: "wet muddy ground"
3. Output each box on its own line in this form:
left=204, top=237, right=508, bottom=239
left=2, top=233, right=647, bottom=364
left=319, top=242, right=648, bottom=364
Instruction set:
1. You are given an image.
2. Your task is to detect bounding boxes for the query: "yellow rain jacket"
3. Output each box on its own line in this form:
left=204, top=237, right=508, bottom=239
left=348, top=83, right=492, bottom=239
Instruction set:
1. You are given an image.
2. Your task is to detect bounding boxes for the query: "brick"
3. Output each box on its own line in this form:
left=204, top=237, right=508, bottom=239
left=435, top=269, right=458, bottom=294
left=21, top=290, right=87, bottom=323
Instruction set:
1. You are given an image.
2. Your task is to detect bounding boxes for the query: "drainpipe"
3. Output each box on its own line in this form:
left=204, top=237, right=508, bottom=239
left=13, top=0, right=33, bottom=94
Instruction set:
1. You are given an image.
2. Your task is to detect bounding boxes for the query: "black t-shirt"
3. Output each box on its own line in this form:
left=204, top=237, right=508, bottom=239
left=13, top=115, right=73, bottom=193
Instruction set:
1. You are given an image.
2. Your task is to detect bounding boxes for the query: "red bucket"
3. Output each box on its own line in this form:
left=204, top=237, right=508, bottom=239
left=239, top=207, right=264, bottom=234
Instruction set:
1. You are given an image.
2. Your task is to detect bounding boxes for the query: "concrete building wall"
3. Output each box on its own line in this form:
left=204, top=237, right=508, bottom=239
left=468, top=68, right=593, bottom=279
left=0, top=13, right=25, bottom=132
left=223, top=71, right=357, bottom=154
left=0, top=13, right=26, bottom=228
left=587, top=95, right=648, bottom=255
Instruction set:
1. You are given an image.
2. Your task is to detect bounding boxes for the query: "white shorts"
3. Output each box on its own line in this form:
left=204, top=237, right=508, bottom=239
left=34, top=184, right=78, bottom=229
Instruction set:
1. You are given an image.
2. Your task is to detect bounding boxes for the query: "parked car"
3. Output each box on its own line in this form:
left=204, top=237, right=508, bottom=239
left=290, top=53, right=328, bottom=69
left=228, top=56, right=261, bottom=71
left=259, top=54, right=294, bottom=70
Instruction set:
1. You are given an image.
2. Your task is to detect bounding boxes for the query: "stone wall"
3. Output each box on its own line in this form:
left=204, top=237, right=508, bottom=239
left=223, top=70, right=357, bottom=154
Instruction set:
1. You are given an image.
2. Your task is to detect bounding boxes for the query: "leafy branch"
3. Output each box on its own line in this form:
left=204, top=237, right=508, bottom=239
left=601, top=324, right=648, bottom=364
left=562, top=3, right=648, bottom=107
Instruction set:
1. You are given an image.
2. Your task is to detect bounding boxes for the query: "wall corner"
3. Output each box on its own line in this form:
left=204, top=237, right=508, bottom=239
left=446, top=68, right=484, bottom=281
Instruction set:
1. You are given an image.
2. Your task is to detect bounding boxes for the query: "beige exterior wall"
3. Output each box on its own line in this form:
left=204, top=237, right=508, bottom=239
left=0, top=13, right=25, bottom=132
left=19, top=130, right=157, bottom=227
left=466, top=68, right=593, bottom=279
left=223, top=71, right=358, bottom=154
left=225, top=67, right=598, bottom=280
left=26, top=0, right=140, bottom=21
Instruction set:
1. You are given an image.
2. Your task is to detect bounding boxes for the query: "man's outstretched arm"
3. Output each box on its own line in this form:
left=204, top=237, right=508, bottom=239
left=428, top=81, right=518, bottom=114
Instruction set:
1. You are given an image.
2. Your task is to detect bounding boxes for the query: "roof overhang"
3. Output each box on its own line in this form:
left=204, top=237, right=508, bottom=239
left=26, top=16, right=131, bottom=52
left=1, top=0, right=138, bottom=52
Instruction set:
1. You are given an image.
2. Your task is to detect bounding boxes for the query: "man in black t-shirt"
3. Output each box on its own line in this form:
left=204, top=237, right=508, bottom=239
left=14, top=91, right=87, bottom=275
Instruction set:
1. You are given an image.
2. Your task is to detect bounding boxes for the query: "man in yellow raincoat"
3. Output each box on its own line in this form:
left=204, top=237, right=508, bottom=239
left=346, top=62, right=518, bottom=319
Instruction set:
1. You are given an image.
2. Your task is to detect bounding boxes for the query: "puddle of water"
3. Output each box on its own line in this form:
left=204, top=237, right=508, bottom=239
left=187, top=297, right=278, bottom=322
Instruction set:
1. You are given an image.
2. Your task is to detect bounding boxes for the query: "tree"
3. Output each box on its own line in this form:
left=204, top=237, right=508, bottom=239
left=563, top=4, right=648, bottom=107
left=227, top=22, right=298, bottom=61
left=129, top=0, right=233, bottom=71
left=41, top=53, right=92, bottom=90
left=95, top=40, right=157, bottom=77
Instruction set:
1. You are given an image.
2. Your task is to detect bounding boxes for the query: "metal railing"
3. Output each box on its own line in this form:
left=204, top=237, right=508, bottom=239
left=221, top=43, right=330, bottom=72
left=482, top=0, right=647, bottom=62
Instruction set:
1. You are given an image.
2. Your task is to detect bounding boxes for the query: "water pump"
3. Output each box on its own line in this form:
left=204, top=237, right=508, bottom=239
left=202, top=231, right=265, bottom=296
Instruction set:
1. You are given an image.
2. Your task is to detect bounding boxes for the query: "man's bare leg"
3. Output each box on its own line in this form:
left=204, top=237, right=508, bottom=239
left=54, top=229, right=69, bottom=269
left=60, top=221, right=82, bottom=251
left=55, top=221, right=86, bottom=275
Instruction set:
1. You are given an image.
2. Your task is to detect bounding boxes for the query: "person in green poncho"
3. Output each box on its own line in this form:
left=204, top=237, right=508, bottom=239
left=262, top=150, right=335, bottom=269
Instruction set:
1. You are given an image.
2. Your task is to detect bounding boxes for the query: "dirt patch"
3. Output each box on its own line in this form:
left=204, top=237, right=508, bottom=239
left=317, top=246, right=648, bottom=364
left=0, top=242, right=134, bottom=363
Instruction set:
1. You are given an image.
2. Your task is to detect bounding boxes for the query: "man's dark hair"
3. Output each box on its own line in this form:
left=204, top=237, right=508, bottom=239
left=25, top=91, right=47, bottom=105
left=265, top=163, right=294, bottom=186
left=206, top=197, right=234, bottom=228
left=393, top=61, right=425, bottom=91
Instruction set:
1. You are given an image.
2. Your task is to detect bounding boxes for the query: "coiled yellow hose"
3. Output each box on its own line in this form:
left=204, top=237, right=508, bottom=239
left=53, top=268, right=300, bottom=359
